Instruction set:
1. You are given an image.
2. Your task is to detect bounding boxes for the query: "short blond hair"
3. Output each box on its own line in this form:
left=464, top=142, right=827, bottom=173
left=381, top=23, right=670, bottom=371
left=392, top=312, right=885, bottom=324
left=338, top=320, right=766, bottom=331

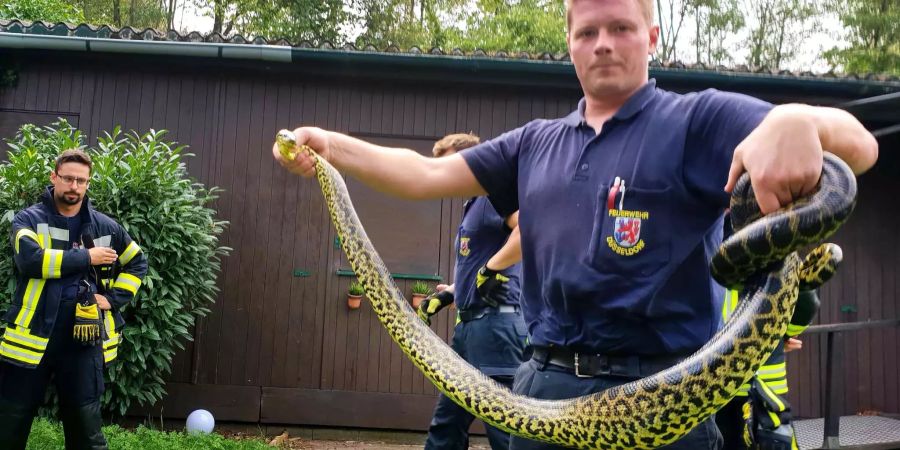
left=566, top=0, right=655, bottom=27
left=433, top=133, right=481, bottom=157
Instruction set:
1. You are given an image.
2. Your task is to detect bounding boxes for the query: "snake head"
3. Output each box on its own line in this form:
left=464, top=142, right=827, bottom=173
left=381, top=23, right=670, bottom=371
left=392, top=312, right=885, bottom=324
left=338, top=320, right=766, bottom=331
left=276, top=129, right=298, bottom=161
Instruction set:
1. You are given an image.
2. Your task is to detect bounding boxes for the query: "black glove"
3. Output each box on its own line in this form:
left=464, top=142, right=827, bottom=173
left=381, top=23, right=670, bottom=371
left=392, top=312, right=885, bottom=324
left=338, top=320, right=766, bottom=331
left=475, top=265, right=509, bottom=308
left=73, top=280, right=102, bottom=346
left=417, top=290, right=454, bottom=325
left=787, top=289, right=820, bottom=337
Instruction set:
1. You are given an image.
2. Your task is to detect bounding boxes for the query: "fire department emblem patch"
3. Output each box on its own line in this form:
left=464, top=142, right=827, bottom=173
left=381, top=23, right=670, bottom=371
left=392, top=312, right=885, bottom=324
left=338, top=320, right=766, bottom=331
left=614, top=217, right=641, bottom=248
left=606, top=209, right=649, bottom=256
left=459, top=237, right=470, bottom=256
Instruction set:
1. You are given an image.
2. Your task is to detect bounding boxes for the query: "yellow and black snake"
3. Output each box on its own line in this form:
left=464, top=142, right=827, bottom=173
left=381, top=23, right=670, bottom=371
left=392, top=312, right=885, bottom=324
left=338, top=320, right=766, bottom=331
left=276, top=130, right=856, bottom=450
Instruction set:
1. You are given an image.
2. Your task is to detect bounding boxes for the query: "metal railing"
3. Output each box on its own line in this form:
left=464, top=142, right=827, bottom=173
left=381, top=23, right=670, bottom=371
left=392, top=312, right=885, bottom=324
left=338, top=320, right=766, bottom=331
left=803, top=319, right=900, bottom=449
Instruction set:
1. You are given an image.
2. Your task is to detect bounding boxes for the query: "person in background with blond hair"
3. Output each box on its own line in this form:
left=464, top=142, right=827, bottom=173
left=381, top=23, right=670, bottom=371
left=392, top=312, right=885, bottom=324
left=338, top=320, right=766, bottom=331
left=418, top=132, right=529, bottom=450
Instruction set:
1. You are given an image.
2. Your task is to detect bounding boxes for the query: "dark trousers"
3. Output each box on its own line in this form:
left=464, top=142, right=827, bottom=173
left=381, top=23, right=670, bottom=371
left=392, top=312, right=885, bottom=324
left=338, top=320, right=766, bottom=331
left=424, top=308, right=529, bottom=450
left=0, top=299, right=106, bottom=450
left=425, top=376, right=515, bottom=450
left=509, top=358, right=724, bottom=450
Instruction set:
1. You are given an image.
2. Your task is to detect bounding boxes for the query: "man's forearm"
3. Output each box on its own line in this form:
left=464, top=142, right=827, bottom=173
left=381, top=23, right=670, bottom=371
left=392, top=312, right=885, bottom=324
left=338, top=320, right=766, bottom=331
left=771, top=104, right=878, bottom=174
left=485, top=226, right=522, bottom=271
left=328, top=132, right=486, bottom=200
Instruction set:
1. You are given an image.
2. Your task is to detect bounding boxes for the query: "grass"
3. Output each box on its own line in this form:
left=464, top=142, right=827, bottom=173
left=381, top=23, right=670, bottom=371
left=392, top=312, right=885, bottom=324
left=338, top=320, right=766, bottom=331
left=27, top=417, right=274, bottom=450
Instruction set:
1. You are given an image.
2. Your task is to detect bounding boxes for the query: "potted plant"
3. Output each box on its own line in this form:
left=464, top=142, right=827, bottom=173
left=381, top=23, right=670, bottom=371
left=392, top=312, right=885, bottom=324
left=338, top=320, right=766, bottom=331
left=410, top=281, right=431, bottom=309
left=347, top=281, right=364, bottom=310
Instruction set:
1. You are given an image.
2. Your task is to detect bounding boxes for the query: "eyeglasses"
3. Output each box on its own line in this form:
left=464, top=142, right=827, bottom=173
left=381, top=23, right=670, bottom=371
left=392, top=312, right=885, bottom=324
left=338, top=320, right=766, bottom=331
left=56, top=173, right=90, bottom=187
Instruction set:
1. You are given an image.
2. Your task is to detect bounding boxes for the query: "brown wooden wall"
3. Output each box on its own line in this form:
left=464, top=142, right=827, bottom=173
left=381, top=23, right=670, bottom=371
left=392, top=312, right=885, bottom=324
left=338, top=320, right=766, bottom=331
left=0, top=54, right=897, bottom=429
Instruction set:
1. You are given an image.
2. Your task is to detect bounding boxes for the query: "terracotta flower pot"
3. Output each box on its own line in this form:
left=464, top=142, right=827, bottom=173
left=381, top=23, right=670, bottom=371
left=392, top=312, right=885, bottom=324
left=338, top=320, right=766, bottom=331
left=411, top=293, right=427, bottom=309
left=347, top=294, right=362, bottom=310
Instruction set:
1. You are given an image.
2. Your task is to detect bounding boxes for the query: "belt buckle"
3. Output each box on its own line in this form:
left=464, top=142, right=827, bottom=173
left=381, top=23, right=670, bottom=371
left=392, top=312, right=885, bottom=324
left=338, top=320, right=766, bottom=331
left=574, top=353, right=592, bottom=378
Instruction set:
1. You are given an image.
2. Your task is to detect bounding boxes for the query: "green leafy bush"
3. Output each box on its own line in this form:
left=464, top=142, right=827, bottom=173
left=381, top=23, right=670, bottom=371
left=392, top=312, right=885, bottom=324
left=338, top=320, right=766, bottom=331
left=0, top=120, right=229, bottom=416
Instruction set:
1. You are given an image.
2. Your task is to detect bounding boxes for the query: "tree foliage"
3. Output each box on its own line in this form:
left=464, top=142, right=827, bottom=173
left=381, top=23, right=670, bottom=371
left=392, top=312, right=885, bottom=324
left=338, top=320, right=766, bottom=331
left=824, top=0, right=900, bottom=75
left=655, top=0, right=744, bottom=65
left=746, top=0, right=818, bottom=69
left=450, top=0, right=566, bottom=54
left=71, top=0, right=170, bottom=29
left=353, top=0, right=445, bottom=49
left=0, top=0, right=84, bottom=23
left=2, top=0, right=897, bottom=74
left=0, top=120, right=229, bottom=416
left=205, top=0, right=349, bottom=43
left=690, top=0, right=744, bottom=65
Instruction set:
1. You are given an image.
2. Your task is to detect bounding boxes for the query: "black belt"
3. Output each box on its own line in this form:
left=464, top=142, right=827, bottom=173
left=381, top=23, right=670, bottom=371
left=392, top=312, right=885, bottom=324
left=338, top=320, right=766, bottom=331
left=532, top=346, right=686, bottom=378
left=457, top=304, right=519, bottom=322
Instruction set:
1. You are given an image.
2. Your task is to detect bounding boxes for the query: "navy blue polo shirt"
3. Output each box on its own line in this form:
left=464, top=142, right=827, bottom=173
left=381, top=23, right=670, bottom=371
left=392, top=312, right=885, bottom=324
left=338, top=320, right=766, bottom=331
left=461, top=79, right=771, bottom=355
left=454, top=196, right=522, bottom=311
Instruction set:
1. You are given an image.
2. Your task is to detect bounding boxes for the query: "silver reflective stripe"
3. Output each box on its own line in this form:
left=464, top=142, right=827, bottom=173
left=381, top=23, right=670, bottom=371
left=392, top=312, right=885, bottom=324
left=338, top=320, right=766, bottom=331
left=6, top=328, right=48, bottom=349
left=103, top=336, right=120, bottom=349
left=114, top=274, right=141, bottom=293
left=0, top=343, right=41, bottom=364
left=49, top=226, right=69, bottom=242
left=36, top=223, right=50, bottom=248
left=16, top=278, right=45, bottom=327
left=45, top=249, right=62, bottom=278
left=758, top=365, right=786, bottom=377
left=94, top=235, right=111, bottom=248
left=498, top=305, right=518, bottom=313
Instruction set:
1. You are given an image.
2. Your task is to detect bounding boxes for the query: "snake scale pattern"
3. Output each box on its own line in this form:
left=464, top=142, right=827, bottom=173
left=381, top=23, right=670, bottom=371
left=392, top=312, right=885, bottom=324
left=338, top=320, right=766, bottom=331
left=276, top=130, right=857, bottom=450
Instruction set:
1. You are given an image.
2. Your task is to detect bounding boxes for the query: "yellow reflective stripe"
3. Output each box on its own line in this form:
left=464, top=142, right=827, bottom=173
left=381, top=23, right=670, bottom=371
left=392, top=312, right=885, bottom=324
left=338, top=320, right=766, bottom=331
left=35, top=223, right=50, bottom=249
left=105, top=311, right=115, bottom=333
left=722, top=289, right=739, bottom=322
left=786, top=323, right=807, bottom=336
left=103, top=312, right=119, bottom=347
left=767, top=380, right=789, bottom=394
left=118, top=241, right=141, bottom=265
left=102, top=311, right=119, bottom=362
left=759, top=373, right=787, bottom=382
left=3, top=334, right=46, bottom=352
left=14, top=278, right=45, bottom=328
left=42, top=249, right=64, bottom=278
left=14, top=228, right=39, bottom=254
left=0, top=341, right=42, bottom=365
left=5, top=326, right=49, bottom=343
left=759, top=379, right=787, bottom=412
left=4, top=327, right=48, bottom=350
left=15, top=225, right=48, bottom=329
left=758, top=362, right=787, bottom=379
left=767, top=410, right=782, bottom=428
left=113, top=273, right=142, bottom=295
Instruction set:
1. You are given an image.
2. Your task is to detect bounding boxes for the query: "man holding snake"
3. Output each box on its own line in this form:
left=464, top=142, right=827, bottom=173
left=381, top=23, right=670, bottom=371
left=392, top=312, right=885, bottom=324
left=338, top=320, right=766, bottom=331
left=272, top=0, right=877, bottom=448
